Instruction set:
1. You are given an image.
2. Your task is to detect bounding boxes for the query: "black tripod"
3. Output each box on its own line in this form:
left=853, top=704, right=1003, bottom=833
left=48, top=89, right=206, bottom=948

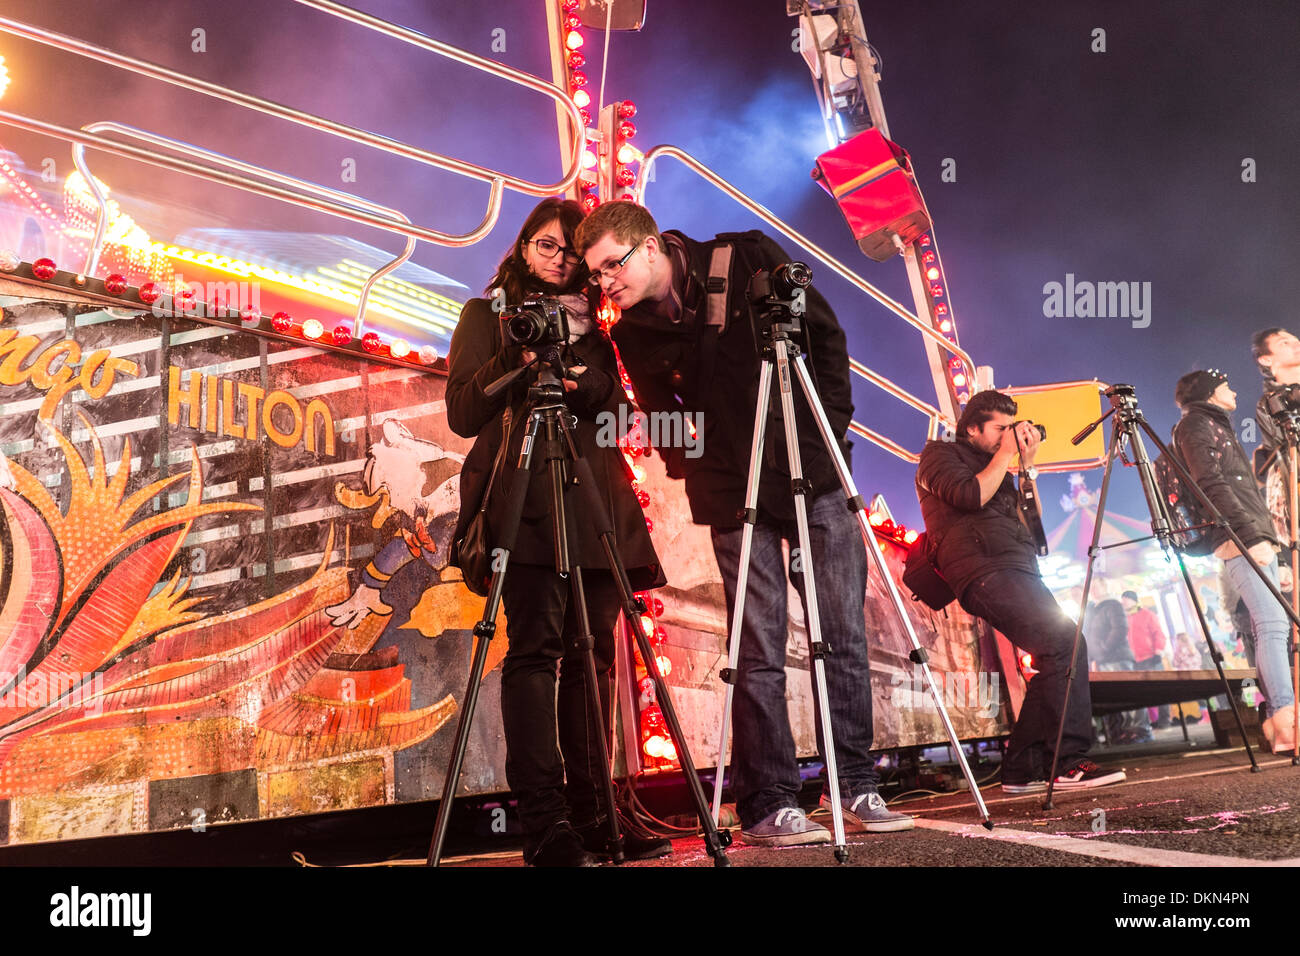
left=426, top=347, right=731, bottom=867
left=1044, top=383, right=1300, bottom=808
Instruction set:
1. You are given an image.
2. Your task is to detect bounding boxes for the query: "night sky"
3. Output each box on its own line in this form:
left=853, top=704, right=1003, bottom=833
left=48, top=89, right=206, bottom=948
left=1, top=0, right=1296, bottom=531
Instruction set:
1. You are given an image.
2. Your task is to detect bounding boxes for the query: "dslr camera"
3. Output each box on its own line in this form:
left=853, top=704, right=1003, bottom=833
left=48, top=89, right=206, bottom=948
left=1014, top=421, right=1047, bottom=441
left=1264, top=384, right=1300, bottom=419
left=501, top=296, right=571, bottom=348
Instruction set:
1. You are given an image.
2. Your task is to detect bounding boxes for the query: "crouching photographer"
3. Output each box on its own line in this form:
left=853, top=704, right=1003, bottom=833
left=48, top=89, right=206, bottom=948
left=915, top=389, right=1124, bottom=793
left=445, top=198, right=667, bottom=866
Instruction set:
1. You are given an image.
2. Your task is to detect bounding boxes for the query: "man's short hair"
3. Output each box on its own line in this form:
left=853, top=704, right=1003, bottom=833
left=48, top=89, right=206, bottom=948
left=1121, top=590, right=1139, bottom=604
left=574, top=201, right=663, bottom=256
left=1252, top=327, right=1286, bottom=376
left=956, top=389, right=1017, bottom=438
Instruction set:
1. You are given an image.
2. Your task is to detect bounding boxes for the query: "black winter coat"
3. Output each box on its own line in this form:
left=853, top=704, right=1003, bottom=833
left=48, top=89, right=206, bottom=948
left=446, top=297, right=664, bottom=590
left=1173, top=401, right=1276, bottom=552
left=915, top=437, right=1041, bottom=600
left=610, top=230, right=854, bottom=528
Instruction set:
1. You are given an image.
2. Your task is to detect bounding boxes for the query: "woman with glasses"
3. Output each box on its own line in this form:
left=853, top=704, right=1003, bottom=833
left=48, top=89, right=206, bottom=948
left=446, top=197, right=667, bottom=865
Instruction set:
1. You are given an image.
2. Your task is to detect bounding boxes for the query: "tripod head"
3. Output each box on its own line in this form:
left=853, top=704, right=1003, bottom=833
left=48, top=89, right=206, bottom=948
left=1264, top=384, right=1300, bottom=446
left=747, top=261, right=812, bottom=352
left=481, top=340, right=576, bottom=409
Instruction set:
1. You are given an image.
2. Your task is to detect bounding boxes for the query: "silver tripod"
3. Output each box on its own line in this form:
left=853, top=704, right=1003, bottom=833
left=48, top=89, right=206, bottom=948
left=709, top=265, right=993, bottom=862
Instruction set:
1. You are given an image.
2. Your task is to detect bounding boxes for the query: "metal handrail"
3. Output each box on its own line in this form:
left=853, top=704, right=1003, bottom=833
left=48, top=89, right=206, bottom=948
left=849, top=421, right=920, bottom=464
left=73, top=122, right=417, bottom=336
left=0, top=110, right=503, bottom=251
left=633, top=145, right=978, bottom=371
left=0, top=9, right=584, bottom=196
left=849, top=358, right=951, bottom=425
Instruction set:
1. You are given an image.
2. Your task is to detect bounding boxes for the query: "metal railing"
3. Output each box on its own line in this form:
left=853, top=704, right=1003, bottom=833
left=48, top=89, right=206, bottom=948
left=0, top=2, right=587, bottom=323
left=635, top=144, right=971, bottom=464
left=72, top=122, right=421, bottom=336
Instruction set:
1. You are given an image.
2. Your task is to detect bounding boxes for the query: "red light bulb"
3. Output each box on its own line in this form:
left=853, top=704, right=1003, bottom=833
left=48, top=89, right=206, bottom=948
left=32, top=258, right=57, bottom=280
left=570, top=70, right=588, bottom=88
left=567, top=51, right=585, bottom=69
left=104, top=274, right=128, bottom=295
left=617, top=168, right=637, bottom=187
left=271, top=311, right=292, bottom=333
left=138, top=282, right=162, bottom=304
left=636, top=489, right=650, bottom=507
left=618, top=121, right=637, bottom=140
left=333, top=325, right=352, bottom=346
left=618, top=99, right=637, bottom=118
left=361, top=331, right=382, bottom=353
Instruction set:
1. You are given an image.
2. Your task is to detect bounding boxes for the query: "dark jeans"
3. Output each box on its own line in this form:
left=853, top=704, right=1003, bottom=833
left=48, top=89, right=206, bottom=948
left=958, top=568, right=1093, bottom=781
left=500, top=563, right=619, bottom=843
left=710, top=492, right=879, bottom=829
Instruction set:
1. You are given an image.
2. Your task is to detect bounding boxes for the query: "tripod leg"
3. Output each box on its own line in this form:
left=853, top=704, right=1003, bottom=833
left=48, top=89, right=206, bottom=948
left=710, top=360, right=775, bottom=825
left=1173, top=551, right=1258, bottom=770
left=427, top=413, right=541, bottom=867
left=566, top=564, right=625, bottom=864
left=553, top=418, right=731, bottom=866
left=773, top=346, right=848, bottom=862
left=790, top=356, right=993, bottom=827
left=1290, top=445, right=1299, bottom=762
left=427, top=615, right=499, bottom=866
left=1044, top=427, right=1121, bottom=809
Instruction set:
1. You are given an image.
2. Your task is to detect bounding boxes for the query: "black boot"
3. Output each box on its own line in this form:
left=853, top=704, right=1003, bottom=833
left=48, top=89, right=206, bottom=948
left=575, top=818, right=673, bottom=862
left=525, top=822, right=600, bottom=867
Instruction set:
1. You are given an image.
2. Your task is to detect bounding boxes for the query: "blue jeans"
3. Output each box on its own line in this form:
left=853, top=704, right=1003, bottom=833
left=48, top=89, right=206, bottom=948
left=710, top=492, right=879, bottom=829
left=1223, top=555, right=1292, bottom=713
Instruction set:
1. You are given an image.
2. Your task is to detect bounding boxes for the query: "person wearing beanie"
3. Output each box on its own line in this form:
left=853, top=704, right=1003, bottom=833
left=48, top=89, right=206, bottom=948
left=1173, top=370, right=1292, bottom=751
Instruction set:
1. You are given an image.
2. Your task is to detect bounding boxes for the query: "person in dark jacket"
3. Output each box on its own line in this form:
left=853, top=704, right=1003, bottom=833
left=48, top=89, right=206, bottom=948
left=575, top=200, right=913, bottom=846
left=1173, top=369, right=1291, bottom=751
left=1249, top=328, right=1300, bottom=587
left=916, top=389, right=1124, bottom=792
left=1084, top=597, right=1153, bottom=745
left=446, top=197, right=667, bottom=866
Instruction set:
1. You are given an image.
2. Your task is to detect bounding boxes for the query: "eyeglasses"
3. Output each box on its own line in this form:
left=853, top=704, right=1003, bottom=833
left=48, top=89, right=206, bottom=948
left=528, top=236, right=581, bottom=264
left=587, top=241, right=642, bottom=286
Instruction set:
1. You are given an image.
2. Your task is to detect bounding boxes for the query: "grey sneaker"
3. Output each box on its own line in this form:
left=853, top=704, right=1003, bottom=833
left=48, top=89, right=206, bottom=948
left=1002, top=778, right=1049, bottom=795
left=820, top=791, right=915, bottom=832
left=740, top=807, right=832, bottom=847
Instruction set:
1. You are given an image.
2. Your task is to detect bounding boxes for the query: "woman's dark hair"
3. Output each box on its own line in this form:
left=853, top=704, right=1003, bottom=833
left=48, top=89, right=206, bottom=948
left=484, top=197, right=591, bottom=305
left=956, top=389, right=1018, bottom=439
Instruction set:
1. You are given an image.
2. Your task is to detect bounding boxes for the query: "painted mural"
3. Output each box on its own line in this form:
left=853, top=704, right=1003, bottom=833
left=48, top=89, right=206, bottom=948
left=0, top=287, right=1008, bottom=847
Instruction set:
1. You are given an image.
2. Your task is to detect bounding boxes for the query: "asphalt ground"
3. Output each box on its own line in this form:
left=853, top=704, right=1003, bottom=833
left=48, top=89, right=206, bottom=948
left=437, top=721, right=1300, bottom=869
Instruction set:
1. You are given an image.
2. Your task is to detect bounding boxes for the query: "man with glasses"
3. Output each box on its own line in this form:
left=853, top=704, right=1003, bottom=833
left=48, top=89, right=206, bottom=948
left=574, top=202, right=913, bottom=846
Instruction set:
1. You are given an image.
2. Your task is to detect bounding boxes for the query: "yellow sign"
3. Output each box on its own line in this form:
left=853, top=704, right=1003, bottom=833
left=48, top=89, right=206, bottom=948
left=1007, top=383, right=1106, bottom=467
